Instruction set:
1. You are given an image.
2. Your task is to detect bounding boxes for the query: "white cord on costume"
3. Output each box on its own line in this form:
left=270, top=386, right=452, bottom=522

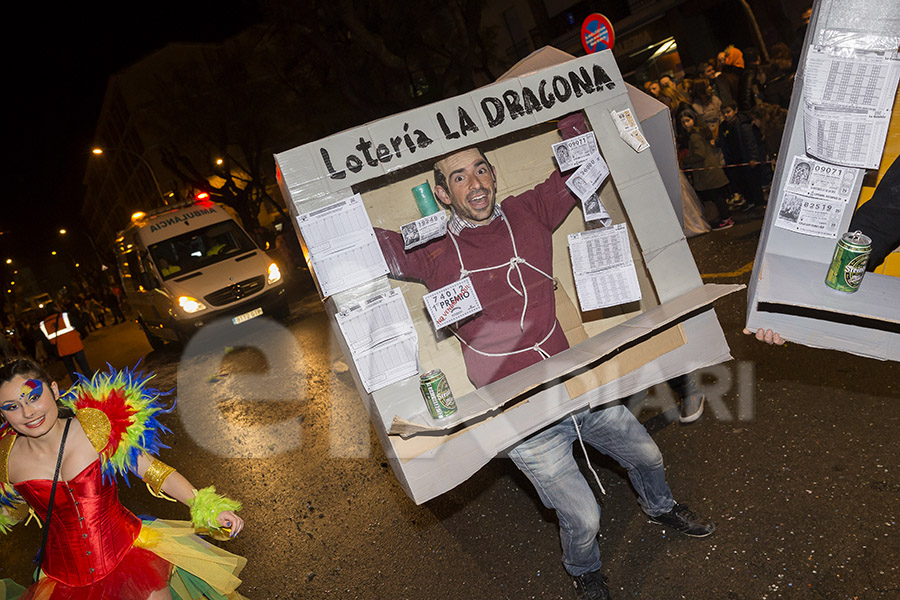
left=571, top=415, right=607, bottom=496
left=451, top=320, right=557, bottom=360
left=449, top=215, right=555, bottom=332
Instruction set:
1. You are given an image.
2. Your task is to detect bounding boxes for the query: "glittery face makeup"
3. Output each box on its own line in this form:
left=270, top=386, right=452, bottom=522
left=20, top=379, right=43, bottom=401
left=1, top=379, right=44, bottom=413
left=0, top=377, right=56, bottom=436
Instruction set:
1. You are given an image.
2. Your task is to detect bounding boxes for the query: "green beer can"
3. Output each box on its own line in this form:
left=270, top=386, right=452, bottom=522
left=420, top=369, right=457, bottom=419
left=825, top=230, right=871, bottom=293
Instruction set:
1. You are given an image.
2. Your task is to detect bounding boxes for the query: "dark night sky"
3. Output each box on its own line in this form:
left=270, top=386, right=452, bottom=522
left=2, top=1, right=258, bottom=270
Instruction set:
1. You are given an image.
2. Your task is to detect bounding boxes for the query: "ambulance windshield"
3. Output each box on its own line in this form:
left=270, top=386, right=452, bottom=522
left=149, top=220, right=256, bottom=280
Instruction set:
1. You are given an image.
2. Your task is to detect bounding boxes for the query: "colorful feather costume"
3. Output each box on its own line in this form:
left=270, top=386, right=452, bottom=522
left=0, top=365, right=246, bottom=600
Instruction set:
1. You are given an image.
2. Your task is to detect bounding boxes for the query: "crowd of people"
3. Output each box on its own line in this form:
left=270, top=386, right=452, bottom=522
left=1, top=286, right=126, bottom=373
left=642, top=42, right=796, bottom=230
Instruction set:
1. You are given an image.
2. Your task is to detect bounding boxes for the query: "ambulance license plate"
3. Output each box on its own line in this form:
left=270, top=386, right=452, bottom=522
left=232, top=307, right=263, bottom=325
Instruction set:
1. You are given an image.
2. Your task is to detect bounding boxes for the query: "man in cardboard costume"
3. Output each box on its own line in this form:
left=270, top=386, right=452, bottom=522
left=375, top=115, right=714, bottom=599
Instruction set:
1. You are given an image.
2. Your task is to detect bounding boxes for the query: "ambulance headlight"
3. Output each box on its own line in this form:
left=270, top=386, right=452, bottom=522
left=178, top=296, right=207, bottom=313
left=267, top=262, right=282, bottom=284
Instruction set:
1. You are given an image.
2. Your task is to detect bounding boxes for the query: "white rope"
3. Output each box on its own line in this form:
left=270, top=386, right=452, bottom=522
left=571, top=415, right=607, bottom=496
left=451, top=320, right=557, bottom=360
left=448, top=214, right=555, bottom=333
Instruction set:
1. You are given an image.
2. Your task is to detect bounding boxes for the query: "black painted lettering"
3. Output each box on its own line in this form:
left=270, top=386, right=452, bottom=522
left=502, top=90, right=526, bottom=119
left=481, top=97, right=505, bottom=127
left=569, top=67, right=594, bottom=97
left=390, top=135, right=404, bottom=157
left=593, top=64, right=616, bottom=90
left=458, top=107, right=479, bottom=135
left=552, top=76, right=572, bottom=103
left=521, top=86, right=542, bottom=114
left=346, top=154, right=363, bottom=173
left=376, top=143, right=392, bottom=163
left=538, top=80, right=556, bottom=109
left=403, top=123, right=416, bottom=153
left=356, top=137, right=378, bottom=167
left=437, top=112, right=460, bottom=140
left=413, top=129, right=434, bottom=149
left=320, top=147, right=346, bottom=180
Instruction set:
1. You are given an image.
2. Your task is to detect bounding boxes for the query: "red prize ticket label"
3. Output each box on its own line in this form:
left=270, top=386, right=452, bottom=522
left=423, top=276, right=482, bottom=329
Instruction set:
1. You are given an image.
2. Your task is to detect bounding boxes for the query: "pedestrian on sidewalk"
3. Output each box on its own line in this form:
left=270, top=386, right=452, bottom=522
left=717, top=101, right=768, bottom=209
left=678, top=109, right=734, bottom=230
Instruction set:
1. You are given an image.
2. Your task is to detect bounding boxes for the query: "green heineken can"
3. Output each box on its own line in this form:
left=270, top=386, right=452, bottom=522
left=825, top=230, right=871, bottom=293
left=420, top=369, right=457, bottom=419
left=412, top=182, right=440, bottom=217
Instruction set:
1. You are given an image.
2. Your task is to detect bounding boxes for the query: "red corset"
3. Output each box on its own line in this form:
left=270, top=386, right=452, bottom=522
left=15, top=459, right=142, bottom=587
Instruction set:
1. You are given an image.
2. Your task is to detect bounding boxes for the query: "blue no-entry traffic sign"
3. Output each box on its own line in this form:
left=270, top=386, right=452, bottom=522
left=581, top=13, right=615, bottom=54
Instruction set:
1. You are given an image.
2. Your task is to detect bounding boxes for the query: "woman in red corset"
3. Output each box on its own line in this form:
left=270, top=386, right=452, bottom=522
left=0, top=358, right=247, bottom=599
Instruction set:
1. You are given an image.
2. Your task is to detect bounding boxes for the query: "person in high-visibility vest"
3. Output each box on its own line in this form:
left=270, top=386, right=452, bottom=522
left=39, top=309, right=91, bottom=384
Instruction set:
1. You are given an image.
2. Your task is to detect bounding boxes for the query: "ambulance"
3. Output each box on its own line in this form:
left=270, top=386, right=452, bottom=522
left=114, top=201, right=289, bottom=347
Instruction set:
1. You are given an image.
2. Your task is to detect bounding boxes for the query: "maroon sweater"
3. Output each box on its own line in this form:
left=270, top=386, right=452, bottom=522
left=376, top=171, right=578, bottom=388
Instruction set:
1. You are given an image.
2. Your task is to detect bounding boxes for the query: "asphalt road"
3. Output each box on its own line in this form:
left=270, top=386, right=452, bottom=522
left=2, top=208, right=898, bottom=599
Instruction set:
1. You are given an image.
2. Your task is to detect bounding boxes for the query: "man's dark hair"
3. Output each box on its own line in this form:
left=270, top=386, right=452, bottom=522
left=723, top=100, right=738, bottom=111
left=433, top=148, right=493, bottom=194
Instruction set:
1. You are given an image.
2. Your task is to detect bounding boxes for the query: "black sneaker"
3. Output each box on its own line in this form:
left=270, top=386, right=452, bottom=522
left=679, top=394, right=705, bottom=424
left=573, top=570, right=611, bottom=600
left=649, top=503, right=716, bottom=537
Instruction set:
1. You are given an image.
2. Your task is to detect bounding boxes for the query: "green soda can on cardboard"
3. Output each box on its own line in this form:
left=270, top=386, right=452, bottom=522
left=825, top=230, right=871, bottom=293
left=420, top=369, right=457, bottom=419
left=412, top=182, right=440, bottom=217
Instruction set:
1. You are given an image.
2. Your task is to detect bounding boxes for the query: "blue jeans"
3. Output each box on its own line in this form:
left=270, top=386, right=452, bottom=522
left=508, top=404, right=674, bottom=576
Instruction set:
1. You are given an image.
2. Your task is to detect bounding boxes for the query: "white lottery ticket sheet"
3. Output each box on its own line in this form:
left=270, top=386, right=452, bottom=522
left=582, top=193, right=612, bottom=225
left=610, top=108, right=650, bottom=152
left=335, top=288, right=418, bottom=393
left=335, top=288, right=416, bottom=353
left=802, top=46, right=900, bottom=169
left=775, top=155, right=861, bottom=239
left=351, top=336, right=420, bottom=394
left=568, top=223, right=632, bottom=272
left=401, top=210, right=447, bottom=250
left=296, top=194, right=389, bottom=297
left=568, top=224, right=641, bottom=311
left=423, top=276, right=482, bottom=330
left=574, top=267, right=642, bottom=311
left=552, top=132, right=598, bottom=171
left=566, top=152, right=610, bottom=202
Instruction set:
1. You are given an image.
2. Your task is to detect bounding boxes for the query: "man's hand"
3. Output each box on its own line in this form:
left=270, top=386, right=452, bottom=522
left=743, top=328, right=785, bottom=345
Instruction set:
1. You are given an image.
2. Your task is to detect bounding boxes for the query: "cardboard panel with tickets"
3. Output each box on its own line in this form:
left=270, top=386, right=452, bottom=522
left=275, top=47, right=741, bottom=504
left=745, top=0, right=900, bottom=361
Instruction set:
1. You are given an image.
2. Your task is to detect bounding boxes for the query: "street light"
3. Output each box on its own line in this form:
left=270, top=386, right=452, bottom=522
left=92, top=146, right=168, bottom=206
left=59, top=228, right=67, bottom=235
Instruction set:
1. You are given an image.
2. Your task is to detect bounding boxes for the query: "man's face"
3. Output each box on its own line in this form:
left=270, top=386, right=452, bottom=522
left=659, top=76, right=673, bottom=88
left=704, top=64, right=716, bottom=79
left=434, top=149, right=497, bottom=225
left=648, top=82, right=661, bottom=96
left=723, top=106, right=737, bottom=123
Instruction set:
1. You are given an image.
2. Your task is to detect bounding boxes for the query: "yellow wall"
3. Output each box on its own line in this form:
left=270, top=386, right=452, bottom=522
left=855, top=86, right=900, bottom=276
